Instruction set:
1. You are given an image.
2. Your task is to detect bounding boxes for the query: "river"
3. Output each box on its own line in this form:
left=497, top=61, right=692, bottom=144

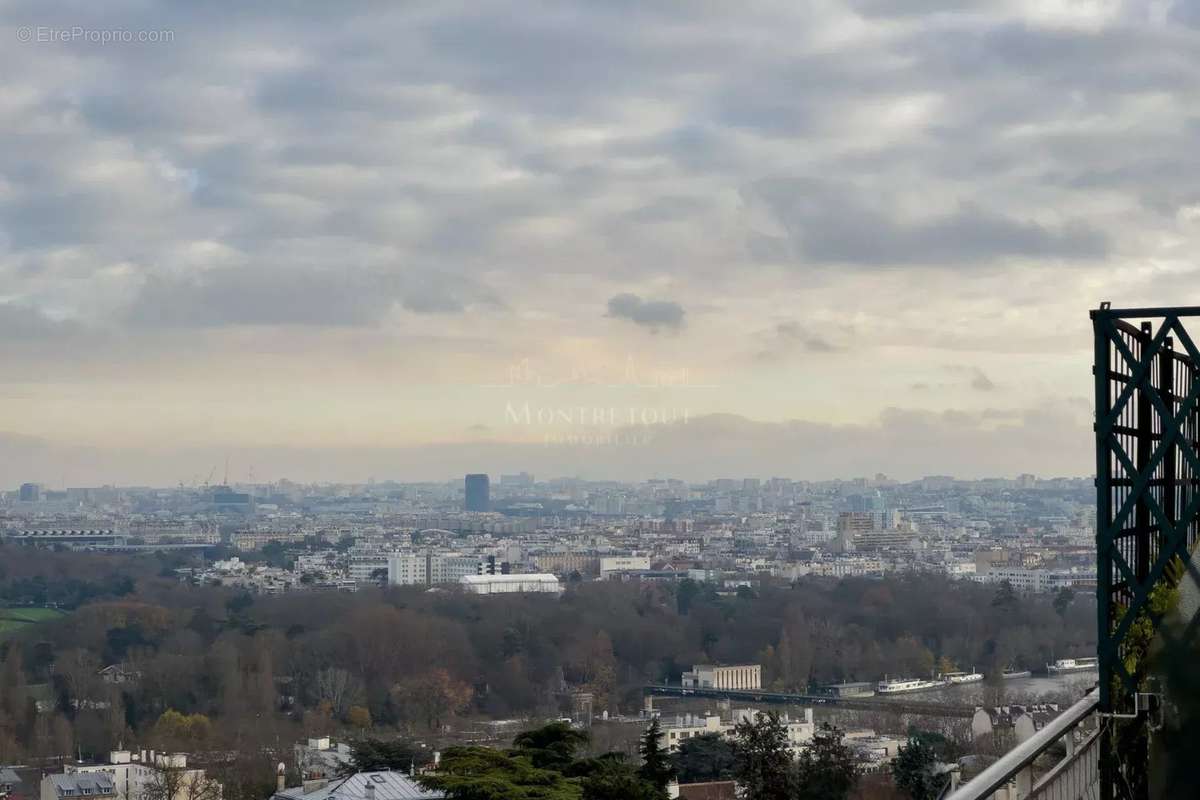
left=879, top=672, right=1098, bottom=706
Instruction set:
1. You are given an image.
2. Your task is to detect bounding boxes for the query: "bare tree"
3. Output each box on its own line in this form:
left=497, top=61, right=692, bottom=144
left=314, top=668, right=363, bottom=717
left=141, top=764, right=222, bottom=800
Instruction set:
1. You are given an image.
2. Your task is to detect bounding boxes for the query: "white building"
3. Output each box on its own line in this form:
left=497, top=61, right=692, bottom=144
left=658, top=708, right=814, bottom=754
left=681, top=664, right=761, bottom=690
left=795, top=558, right=885, bottom=579
left=62, top=751, right=213, bottom=800
left=600, top=556, right=651, bottom=577
left=974, top=566, right=1090, bottom=593
left=459, top=574, right=561, bottom=595
left=387, top=553, right=483, bottom=587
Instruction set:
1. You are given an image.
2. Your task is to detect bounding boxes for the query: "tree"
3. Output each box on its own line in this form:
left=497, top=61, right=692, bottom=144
left=892, top=736, right=940, bottom=800
left=512, top=721, right=589, bottom=771
left=392, top=668, right=473, bottom=730
left=226, top=593, right=253, bottom=616
left=637, top=719, right=673, bottom=797
left=150, top=710, right=212, bottom=752
left=671, top=732, right=735, bottom=783
left=346, top=705, right=372, bottom=730
left=581, top=759, right=660, bottom=800
left=732, top=711, right=793, bottom=800
left=314, top=668, right=363, bottom=717
left=935, top=656, right=956, bottom=677
left=794, top=724, right=858, bottom=800
left=1052, top=587, right=1075, bottom=617
left=676, top=579, right=700, bottom=616
left=142, top=763, right=222, bottom=800
left=343, top=738, right=426, bottom=775
left=418, top=746, right=581, bottom=800
left=991, top=580, right=1018, bottom=611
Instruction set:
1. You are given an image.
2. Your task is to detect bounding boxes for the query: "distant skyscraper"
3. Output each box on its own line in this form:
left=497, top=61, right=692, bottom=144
left=18, top=483, right=40, bottom=502
left=465, top=474, right=490, bottom=511
left=500, top=472, right=535, bottom=488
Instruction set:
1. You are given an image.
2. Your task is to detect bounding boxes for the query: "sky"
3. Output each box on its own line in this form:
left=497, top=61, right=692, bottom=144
left=3, top=0, right=1200, bottom=486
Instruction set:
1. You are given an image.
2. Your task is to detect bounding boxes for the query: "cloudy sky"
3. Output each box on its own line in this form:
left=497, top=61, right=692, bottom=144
left=3, top=0, right=1200, bottom=486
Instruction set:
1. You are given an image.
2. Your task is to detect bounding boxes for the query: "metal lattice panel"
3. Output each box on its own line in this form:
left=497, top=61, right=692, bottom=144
left=1093, top=306, right=1200, bottom=702
left=1092, top=304, right=1200, bottom=800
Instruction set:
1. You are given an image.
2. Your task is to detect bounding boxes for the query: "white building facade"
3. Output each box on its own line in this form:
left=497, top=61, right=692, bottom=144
left=658, top=708, right=814, bottom=754
left=681, top=664, right=762, bottom=690
left=459, top=574, right=561, bottom=595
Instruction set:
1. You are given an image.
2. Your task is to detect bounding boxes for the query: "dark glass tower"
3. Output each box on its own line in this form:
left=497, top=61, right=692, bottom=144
left=464, top=473, right=490, bottom=511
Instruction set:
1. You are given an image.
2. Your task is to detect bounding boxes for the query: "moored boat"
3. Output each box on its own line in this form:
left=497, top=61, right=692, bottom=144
left=877, top=676, right=949, bottom=694
left=942, top=670, right=984, bottom=684
left=1046, top=657, right=1098, bottom=675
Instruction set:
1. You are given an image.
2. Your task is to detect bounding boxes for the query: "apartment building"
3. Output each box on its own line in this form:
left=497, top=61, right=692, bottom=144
left=658, top=708, right=814, bottom=754
left=62, top=751, right=212, bottom=800
left=681, top=664, right=761, bottom=690
left=386, top=552, right=483, bottom=586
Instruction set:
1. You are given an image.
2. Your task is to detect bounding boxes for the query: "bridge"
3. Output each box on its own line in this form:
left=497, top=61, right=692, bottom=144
left=643, top=684, right=978, bottom=719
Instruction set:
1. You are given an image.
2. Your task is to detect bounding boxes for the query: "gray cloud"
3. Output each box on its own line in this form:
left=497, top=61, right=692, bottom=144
left=0, top=303, right=79, bottom=340
left=754, top=322, right=839, bottom=361
left=606, top=293, right=686, bottom=331
left=971, top=369, right=996, bottom=392
left=748, top=178, right=1108, bottom=267
left=126, top=267, right=500, bottom=327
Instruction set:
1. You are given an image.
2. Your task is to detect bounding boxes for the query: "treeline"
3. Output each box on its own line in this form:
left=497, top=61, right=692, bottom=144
left=0, top=546, right=143, bottom=608
left=0, top=546, right=1093, bottom=770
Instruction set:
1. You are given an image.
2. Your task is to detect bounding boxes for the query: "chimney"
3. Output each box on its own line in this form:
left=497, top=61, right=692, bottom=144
left=365, top=783, right=375, bottom=800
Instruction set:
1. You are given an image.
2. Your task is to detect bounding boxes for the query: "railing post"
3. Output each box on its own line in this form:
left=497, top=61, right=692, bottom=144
left=1015, top=766, right=1032, bottom=798
left=1092, top=306, right=1114, bottom=800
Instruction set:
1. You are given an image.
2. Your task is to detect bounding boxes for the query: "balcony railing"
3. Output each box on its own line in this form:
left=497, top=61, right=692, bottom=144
left=945, top=693, right=1101, bottom=800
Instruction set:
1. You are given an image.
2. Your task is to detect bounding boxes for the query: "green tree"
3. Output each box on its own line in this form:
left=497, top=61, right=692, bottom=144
left=1052, top=587, right=1075, bottom=617
left=418, top=746, right=581, bottom=800
left=794, top=724, right=858, bottom=800
left=343, top=738, right=426, bottom=775
left=892, top=735, right=939, bottom=800
left=676, top=579, right=700, bottom=616
left=991, top=580, right=1018, bottom=611
left=732, top=711, right=793, bottom=800
left=581, top=759, right=660, bottom=800
left=512, top=721, right=589, bottom=771
left=671, top=732, right=736, bottom=783
left=637, top=719, right=673, bottom=797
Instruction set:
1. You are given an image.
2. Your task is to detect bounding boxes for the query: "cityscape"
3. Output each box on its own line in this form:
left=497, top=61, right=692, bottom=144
left=1, top=469, right=1103, bottom=800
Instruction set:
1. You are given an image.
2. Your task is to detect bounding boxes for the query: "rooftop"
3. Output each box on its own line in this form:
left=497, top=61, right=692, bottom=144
left=46, top=774, right=116, bottom=797
left=274, top=772, right=440, bottom=800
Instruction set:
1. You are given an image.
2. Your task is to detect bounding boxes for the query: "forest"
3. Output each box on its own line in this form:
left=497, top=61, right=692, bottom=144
left=0, top=543, right=1094, bottom=787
